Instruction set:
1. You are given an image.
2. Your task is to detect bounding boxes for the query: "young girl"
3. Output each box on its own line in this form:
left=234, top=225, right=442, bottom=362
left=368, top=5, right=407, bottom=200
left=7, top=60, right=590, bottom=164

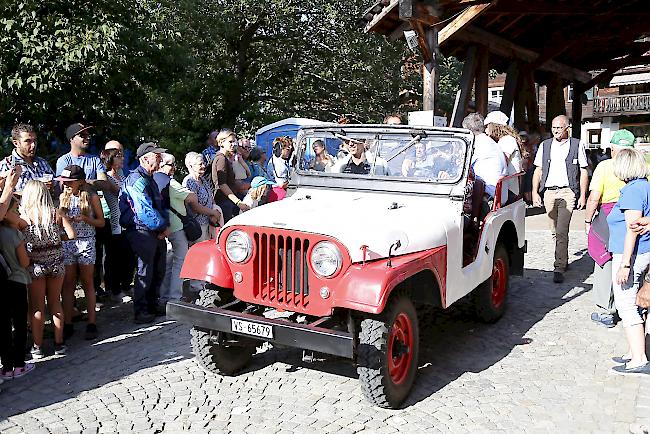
left=20, top=180, right=75, bottom=359
left=242, top=176, right=273, bottom=209
left=57, top=165, right=104, bottom=341
left=0, top=196, right=34, bottom=378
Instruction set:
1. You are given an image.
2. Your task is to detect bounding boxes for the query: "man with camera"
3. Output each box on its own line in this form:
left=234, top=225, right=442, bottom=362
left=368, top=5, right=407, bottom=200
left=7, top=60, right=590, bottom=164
left=0, top=123, right=55, bottom=193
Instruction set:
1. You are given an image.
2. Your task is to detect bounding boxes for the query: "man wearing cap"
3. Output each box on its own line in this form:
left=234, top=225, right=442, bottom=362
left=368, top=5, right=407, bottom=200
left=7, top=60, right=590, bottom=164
left=56, top=123, right=108, bottom=188
left=0, top=123, right=55, bottom=192
left=532, top=115, right=589, bottom=283
left=119, top=142, right=170, bottom=323
left=584, top=129, right=638, bottom=327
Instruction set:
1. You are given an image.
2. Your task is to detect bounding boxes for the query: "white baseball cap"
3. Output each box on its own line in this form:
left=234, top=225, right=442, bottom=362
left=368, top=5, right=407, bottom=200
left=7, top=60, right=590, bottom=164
left=484, top=111, right=509, bottom=126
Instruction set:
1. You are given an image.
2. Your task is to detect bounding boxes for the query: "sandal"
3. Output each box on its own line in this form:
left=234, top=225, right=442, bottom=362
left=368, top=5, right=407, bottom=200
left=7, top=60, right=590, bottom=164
left=612, top=355, right=632, bottom=364
left=13, top=363, right=35, bottom=379
left=611, top=362, right=650, bottom=376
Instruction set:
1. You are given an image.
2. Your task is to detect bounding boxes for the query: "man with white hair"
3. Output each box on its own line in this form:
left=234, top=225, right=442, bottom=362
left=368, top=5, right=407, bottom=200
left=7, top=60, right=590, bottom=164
left=119, top=142, right=170, bottom=323
left=532, top=115, right=588, bottom=283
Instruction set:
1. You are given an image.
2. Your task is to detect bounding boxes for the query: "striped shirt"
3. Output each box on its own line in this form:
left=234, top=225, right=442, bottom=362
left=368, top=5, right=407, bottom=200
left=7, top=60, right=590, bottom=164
left=0, top=150, right=55, bottom=193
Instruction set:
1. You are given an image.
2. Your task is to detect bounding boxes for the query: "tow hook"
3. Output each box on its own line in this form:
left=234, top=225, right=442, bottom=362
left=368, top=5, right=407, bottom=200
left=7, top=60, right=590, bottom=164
left=302, top=350, right=316, bottom=363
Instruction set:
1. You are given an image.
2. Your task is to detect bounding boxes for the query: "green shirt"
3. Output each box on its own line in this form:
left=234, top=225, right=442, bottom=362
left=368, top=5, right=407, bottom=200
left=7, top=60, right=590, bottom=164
left=0, top=226, right=31, bottom=285
left=169, top=179, right=191, bottom=233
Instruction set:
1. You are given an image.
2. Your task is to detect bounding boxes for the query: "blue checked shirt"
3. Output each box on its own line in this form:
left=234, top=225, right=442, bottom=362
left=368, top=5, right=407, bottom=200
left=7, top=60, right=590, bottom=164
left=0, top=150, right=55, bottom=192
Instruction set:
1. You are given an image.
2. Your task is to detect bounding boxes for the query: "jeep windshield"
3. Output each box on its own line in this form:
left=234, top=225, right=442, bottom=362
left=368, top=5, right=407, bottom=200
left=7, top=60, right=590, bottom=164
left=296, top=126, right=468, bottom=184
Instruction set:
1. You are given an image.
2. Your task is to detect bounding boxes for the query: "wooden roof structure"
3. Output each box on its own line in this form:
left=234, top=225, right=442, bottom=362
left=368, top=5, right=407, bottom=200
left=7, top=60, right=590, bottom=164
left=362, top=0, right=650, bottom=133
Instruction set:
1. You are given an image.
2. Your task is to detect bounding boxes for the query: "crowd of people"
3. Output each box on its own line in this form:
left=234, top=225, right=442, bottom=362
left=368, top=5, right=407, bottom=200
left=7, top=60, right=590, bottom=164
left=2, top=112, right=650, bottom=381
left=0, top=122, right=291, bottom=381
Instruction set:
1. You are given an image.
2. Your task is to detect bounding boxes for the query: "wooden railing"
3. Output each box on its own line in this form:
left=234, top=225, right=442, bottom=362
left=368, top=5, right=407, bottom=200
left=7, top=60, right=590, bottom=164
left=593, top=93, right=650, bottom=115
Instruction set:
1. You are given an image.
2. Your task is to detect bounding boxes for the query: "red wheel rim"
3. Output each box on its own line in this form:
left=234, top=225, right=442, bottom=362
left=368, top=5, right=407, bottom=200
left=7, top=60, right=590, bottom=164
left=387, top=312, right=414, bottom=385
left=491, top=257, right=507, bottom=309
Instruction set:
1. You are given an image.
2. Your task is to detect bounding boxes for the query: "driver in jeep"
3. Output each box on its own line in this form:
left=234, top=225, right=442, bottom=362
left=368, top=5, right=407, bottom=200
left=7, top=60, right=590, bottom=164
left=332, top=138, right=390, bottom=175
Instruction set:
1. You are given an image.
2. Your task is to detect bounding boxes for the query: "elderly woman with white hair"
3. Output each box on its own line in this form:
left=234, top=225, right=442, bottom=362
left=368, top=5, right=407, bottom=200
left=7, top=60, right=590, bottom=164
left=183, top=152, right=222, bottom=241
left=606, top=148, right=650, bottom=375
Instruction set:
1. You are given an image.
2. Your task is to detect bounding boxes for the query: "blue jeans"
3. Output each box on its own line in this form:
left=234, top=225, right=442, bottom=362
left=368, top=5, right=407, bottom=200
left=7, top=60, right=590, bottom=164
left=126, top=230, right=166, bottom=315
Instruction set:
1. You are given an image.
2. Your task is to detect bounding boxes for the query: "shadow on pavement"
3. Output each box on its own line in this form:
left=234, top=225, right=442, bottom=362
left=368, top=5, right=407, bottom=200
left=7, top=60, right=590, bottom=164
left=236, top=248, right=595, bottom=408
left=0, top=301, right=192, bottom=420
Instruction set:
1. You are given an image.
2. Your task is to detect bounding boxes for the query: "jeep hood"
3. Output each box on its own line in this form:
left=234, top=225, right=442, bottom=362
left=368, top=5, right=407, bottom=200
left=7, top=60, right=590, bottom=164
left=225, top=189, right=458, bottom=262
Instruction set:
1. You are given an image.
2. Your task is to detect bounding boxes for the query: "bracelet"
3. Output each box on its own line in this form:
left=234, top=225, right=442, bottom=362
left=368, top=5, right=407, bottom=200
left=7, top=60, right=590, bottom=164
left=585, top=220, right=591, bottom=224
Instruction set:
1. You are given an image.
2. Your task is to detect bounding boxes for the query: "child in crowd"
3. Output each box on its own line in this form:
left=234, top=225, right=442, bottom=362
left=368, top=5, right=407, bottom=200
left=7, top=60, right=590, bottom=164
left=0, top=196, right=34, bottom=378
left=21, top=180, right=75, bottom=359
left=58, top=165, right=104, bottom=341
left=242, top=176, right=274, bottom=209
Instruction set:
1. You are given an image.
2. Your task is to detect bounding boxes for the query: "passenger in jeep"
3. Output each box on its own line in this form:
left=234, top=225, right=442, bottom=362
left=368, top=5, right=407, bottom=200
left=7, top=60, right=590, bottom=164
left=332, top=138, right=390, bottom=175
left=462, top=113, right=507, bottom=204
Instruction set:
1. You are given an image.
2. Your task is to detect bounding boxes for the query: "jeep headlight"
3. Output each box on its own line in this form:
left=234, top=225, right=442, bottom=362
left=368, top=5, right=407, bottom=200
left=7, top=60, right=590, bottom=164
left=310, top=241, right=342, bottom=278
left=225, top=230, right=252, bottom=263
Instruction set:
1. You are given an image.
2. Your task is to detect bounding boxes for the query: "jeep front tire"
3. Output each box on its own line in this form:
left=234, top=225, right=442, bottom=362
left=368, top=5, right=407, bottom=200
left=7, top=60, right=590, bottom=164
left=357, top=294, right=419, bottom=408
left=190, top=287, right=256, bottom=376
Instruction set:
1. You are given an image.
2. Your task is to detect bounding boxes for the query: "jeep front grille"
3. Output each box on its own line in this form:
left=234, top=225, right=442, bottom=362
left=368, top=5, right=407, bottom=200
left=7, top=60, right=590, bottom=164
left=253, top=232, right=310, bottom=308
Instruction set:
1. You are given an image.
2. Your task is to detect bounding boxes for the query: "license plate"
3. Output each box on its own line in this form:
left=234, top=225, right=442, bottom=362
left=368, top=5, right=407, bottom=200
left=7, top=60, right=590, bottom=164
left=231, top=319, right=274, bottom=339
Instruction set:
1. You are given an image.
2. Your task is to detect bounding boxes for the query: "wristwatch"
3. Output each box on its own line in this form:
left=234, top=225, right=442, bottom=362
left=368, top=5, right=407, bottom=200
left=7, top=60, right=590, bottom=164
left=644, top=273, right=650, bottom=284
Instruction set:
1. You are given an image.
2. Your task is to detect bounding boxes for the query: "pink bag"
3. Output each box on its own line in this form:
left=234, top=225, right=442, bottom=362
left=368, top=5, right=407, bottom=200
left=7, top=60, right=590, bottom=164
left=587, top=202, right=615, bottom=266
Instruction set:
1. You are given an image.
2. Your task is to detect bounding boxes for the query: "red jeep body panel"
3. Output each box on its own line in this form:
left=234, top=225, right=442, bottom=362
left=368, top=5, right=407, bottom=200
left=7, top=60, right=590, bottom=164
left=188, top=226, right=447, bottom=317
left=179, top=240, right=234, bottom=289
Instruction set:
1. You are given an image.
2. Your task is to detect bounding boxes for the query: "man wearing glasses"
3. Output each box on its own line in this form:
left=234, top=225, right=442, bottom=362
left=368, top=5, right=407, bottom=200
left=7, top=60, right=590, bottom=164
left=0, top=123, right=55, bottom=193
left=532, top=115, right=589, bottom=283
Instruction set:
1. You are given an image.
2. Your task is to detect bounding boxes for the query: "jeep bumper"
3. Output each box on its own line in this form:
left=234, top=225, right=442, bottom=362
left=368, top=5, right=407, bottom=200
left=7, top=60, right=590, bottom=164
left=166, top=301, right=354, bottom=359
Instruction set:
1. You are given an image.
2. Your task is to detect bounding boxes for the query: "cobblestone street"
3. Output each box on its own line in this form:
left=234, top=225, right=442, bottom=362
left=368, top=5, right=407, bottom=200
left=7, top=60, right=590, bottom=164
left=1, top=230, right=649, bottom=433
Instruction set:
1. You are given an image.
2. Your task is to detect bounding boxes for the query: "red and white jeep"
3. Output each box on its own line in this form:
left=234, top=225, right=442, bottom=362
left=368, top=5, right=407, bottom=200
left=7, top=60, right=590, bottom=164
left=168, top=124, right=526, bottom=408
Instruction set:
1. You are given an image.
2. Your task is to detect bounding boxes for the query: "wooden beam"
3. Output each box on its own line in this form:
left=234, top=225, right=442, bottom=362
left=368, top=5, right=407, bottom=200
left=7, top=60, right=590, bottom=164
left=364, top=0, right=398, bottom=34
left=546, top=73, right=566, bottom=124
left=455, top=26, right=592, bottom=83
left=452, top=46, right=479, bottom=127
left=475, top=45, right=489, bottom=117
left=500, top=62, right=519, bottom=115
left=571, top=88, right=583, bottom=140
left=423, top=28, right=439, bottom=112
left=388, top=21, right=411, bottom=42
left=410, top=19, right=433, bottom=64
left=438, top=3, right=493, bottom=45
left=523, top=68, right=540, bottom=132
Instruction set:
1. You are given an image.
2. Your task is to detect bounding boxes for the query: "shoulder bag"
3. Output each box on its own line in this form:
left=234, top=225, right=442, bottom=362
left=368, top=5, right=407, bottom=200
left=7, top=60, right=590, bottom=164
left=169, top=205, right=202, bottom=242
left=637, top=272, right=650, bottom=308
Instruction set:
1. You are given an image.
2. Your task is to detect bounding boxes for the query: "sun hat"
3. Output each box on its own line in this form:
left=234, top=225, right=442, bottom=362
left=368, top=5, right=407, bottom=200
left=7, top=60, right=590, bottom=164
left=55, top=165, right=86, bottom=181
left=250, top=176, right=275, bottom=189
left=484, top=111, right=509, bottom=126
left=610, top=129, right=636, bottom=148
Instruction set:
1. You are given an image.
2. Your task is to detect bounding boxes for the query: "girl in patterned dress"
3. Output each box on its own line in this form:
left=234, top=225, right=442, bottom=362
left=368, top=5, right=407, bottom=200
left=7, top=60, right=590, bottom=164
left=57, top=165, right=105, bottom=341
left=20, top=180, right=75, bottom=358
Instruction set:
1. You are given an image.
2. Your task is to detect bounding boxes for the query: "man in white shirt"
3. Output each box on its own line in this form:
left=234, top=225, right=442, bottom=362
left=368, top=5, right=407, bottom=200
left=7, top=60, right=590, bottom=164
left=532, top=115, right=588, bottom=283
left=462, top=113, right=508, bottom=205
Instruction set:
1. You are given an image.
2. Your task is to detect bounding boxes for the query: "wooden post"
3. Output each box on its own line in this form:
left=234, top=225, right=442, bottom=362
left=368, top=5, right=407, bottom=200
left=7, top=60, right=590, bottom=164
left=524, top=68, right=540, bottom=132
left=500, top=62, right=519, bottom=115
left=475, top=45, right=489, bottom=117
left=422, top=28, right=439, bottom=112
left=546, top=73, right=566, bottom=126
left=571, top=83, right=584, bottom=140
left=451, top=45, right=478, bottom=127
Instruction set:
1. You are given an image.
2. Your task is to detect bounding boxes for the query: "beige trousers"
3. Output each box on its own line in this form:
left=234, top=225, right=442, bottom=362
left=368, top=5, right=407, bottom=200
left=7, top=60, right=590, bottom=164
left=543, top=187, right=575, bottom=272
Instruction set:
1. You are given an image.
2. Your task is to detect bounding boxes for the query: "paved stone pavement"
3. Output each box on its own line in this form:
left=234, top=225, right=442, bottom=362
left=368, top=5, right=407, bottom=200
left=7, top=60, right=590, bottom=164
left=1, top=230, right=649, bottom=433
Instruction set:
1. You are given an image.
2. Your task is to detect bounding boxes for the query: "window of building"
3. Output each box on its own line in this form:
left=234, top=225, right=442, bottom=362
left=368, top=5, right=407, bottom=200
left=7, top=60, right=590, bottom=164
left=489, top=87, right=504, bottom=103
left=588, top=129, right=601, bottom=145
left=568, top=85, right=595, bottom=102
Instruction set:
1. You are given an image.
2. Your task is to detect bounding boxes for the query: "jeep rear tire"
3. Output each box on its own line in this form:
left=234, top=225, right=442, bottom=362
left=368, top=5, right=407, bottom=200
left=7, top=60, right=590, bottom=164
left=357, top=294, right=419, bottom=409
left=473, top=243, right=509, bottom=323
left=190, top=287, right=256, bottom=376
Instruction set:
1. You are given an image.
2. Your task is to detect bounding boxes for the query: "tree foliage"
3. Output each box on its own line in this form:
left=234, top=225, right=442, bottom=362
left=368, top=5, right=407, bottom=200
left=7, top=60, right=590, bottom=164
left=0, top=0, right=461, bottom=156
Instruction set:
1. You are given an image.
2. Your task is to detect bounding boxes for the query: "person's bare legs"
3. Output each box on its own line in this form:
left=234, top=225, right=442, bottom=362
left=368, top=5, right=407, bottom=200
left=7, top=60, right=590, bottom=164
left=78, top=264, right=97, bottom=324
left=28, top=278, right=46, bottom=347
left=62, top=265, right=78, bottom=326
left=46, top=275, right=65, bottom=344
left=624, top=324, right=648, bottom=368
